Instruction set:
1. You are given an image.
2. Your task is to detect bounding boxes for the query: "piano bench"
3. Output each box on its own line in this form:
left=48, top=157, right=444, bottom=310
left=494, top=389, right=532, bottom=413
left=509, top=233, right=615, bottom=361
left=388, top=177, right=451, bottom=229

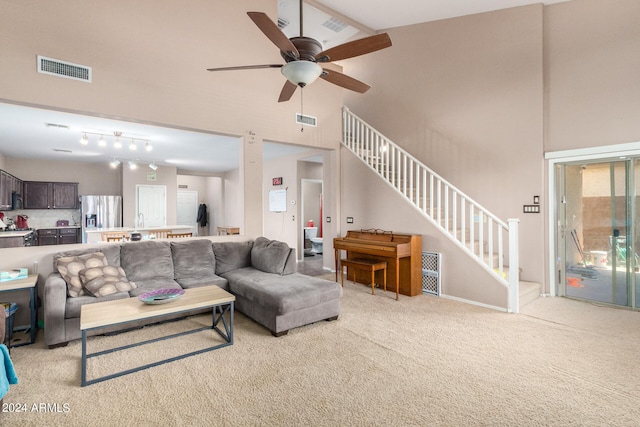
left=340, top=258, right=390, bottom=298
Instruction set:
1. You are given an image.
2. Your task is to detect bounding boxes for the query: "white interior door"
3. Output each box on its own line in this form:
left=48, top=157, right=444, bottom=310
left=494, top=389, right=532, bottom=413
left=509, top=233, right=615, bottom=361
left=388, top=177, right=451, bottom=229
left=137, top=185, right=166, bottom=227
left=177, top=191, right=198, bottom=236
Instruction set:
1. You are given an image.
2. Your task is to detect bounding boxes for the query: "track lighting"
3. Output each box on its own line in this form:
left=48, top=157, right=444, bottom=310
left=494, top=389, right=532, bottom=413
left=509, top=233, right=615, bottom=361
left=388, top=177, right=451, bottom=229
left=110, top=157, right=157, bottom=170
left=78, top=130, right=150, bottom=151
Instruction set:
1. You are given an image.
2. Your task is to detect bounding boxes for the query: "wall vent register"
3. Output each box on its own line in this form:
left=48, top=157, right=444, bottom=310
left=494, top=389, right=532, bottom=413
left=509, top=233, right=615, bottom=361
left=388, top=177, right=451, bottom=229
left=296, top=113, right=317, bottom=127
left=37, top=55, right=92, bottom=83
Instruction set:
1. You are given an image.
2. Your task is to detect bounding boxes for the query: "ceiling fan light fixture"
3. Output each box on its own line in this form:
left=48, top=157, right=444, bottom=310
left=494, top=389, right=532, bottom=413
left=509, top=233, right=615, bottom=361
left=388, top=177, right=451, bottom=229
left=281, top=61, right=322, bottom=87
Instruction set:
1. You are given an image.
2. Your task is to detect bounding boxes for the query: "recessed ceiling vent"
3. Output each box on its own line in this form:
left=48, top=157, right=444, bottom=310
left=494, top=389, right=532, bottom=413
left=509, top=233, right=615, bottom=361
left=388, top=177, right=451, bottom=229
left=37, top=55, right=92, bottom=83
left=322, top=17, right=348, bottom=33
left=277, top=17, right=290, bottom=29
left=45, top=122, right=70, bottom=130
left=296, top=113, right=317, bottom=127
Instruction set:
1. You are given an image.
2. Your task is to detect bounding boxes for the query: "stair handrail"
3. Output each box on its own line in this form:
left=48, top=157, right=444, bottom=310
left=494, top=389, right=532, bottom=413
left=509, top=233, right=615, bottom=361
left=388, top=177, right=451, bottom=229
left=342, top=106, right=520, bottom=312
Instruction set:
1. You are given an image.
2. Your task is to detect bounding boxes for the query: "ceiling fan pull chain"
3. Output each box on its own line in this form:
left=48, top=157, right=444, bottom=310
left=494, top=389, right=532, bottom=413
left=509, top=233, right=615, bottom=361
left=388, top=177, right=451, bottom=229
left=300, top=88, right=304, bottom=132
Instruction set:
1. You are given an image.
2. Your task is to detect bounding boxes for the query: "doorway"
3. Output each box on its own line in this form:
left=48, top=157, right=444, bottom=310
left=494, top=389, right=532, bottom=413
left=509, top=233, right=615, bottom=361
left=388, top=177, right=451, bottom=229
left=557, top=160, right=638, bottom=308
left=177, top=191, right=199, bottom=236
left=136, top=185, right=166, bottom=228
left=301, top=179, right=323, bottom=255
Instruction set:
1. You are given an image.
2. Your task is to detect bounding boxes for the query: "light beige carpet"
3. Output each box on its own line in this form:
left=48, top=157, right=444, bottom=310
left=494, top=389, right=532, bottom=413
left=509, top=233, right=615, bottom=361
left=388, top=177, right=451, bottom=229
left=3, top=279, right=640, bottom=426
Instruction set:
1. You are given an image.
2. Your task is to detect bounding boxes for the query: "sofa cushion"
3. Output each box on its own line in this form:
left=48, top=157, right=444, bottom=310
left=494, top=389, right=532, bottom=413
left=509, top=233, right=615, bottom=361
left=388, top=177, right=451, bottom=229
left=251, top=237, right=291, bottom=275
left=120, top=241, right=174, bottom=282
left=64, top=291, right=130, bottom=319
left=212, top=241, right=253, bottom=275
left=177, top=276, right=229, bottom=291
left=223, top=267, right=343, bottom=315
left=171, top=239, right=217, bottom=281
left=80, top=265, right=137, bottom=297
left=55, top=252, right=108, bottom=297
left=54, top=244, right=121, bottom=268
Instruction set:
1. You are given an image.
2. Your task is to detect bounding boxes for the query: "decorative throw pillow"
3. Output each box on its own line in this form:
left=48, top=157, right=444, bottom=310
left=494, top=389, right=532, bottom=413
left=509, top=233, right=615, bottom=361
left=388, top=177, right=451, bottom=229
left=55, top=252, right=107, bottom=297
left=251, top=237, right=291, bottom=275
left=79, top=265, right=137, bottom=297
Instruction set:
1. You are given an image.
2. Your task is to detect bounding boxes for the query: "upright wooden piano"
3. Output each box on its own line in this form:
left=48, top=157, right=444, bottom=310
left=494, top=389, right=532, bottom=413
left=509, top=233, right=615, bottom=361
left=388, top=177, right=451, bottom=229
left=334, top=229, right=422, bottom=297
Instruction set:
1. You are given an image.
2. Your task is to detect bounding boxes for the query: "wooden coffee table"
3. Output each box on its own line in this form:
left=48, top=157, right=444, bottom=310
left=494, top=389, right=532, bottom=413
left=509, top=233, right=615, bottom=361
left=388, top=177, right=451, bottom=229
left=80, top=286, right=235, bottom=387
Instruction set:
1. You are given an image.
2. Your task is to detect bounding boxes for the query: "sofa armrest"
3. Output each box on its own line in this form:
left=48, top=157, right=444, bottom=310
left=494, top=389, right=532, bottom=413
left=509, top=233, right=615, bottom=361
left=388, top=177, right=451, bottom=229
left=44, top=272, right=68, bottom=347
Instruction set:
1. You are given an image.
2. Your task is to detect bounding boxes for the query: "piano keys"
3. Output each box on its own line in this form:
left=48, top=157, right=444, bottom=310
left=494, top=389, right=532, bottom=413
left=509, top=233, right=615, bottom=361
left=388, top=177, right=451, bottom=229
left=334, top=229, right=422, bottom=297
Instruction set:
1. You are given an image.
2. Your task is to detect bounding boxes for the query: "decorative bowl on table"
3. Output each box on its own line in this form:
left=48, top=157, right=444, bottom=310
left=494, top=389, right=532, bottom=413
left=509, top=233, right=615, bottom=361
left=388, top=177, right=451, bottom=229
left=138, top=288, right=185, bottom=305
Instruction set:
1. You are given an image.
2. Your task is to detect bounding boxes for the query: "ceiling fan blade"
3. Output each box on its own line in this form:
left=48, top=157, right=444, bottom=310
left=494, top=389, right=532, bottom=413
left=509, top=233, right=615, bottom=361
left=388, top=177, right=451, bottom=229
left=320, top=69, right=371, bottom=93
left=207, top=64, right=282, bottom=72
left=315, top=33, right=392, bottom=63
left=278, top=80, right=298, bottom=102
left=247, top=12, right=300, bottom=60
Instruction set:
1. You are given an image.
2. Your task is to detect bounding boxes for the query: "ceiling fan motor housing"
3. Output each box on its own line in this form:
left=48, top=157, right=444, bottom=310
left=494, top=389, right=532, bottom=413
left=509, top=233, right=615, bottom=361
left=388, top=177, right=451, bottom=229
left=281, top=37, right=323, bottom=62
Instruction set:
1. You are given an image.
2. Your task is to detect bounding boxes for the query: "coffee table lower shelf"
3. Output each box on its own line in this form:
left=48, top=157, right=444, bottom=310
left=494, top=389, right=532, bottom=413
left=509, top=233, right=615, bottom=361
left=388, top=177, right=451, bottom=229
left=80, top=286, right=234, bottom=387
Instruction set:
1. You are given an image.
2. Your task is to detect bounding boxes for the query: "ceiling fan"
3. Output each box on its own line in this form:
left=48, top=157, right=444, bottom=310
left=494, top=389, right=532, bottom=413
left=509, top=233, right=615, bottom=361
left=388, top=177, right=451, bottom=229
left=207, top=0, right=392, bottom=102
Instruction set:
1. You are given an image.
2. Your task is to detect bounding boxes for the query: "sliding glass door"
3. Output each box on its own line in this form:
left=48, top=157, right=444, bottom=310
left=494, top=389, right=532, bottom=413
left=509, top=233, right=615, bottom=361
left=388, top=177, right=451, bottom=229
left=558, top=160, right=637, bottom=307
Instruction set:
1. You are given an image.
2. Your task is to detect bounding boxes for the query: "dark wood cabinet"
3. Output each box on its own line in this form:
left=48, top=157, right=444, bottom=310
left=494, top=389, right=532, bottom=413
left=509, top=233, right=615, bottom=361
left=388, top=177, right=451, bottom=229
left=37, top=227, right=81, bottom=246
left=37, top=228, right=59, bottom=246
left=58, top=227, right=80, bottom=244
left=0, top=170, right=22, bottom=210
left=24, top=181, right=78, bottom=209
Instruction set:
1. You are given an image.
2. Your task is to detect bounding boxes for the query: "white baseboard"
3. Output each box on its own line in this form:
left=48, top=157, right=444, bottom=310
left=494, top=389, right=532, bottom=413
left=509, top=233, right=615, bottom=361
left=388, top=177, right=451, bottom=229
left=439, top=293, right=509, bottom=313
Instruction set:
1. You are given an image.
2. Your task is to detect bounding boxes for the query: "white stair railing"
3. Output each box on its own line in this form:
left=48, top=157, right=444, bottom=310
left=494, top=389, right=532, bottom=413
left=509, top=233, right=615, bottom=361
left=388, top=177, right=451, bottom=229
left=342, top=106, right=520, bottom=313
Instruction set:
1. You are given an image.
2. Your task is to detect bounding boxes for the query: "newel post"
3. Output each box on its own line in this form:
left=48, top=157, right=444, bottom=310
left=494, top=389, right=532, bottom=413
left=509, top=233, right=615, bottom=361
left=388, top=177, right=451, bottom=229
left=508, top=218, right=520, bottom=313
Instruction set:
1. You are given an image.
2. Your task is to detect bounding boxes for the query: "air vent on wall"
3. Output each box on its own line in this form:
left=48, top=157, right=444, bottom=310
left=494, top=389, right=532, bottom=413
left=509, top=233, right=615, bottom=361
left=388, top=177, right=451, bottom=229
left=37, top=55, right=92, bottom=83
left=296, top=113, right=317, bottom=127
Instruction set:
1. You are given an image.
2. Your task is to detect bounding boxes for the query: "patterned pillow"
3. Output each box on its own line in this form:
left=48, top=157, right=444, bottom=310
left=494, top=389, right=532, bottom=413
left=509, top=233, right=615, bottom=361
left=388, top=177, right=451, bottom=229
left=55, top=252, right=107, bottom=297
left=79, top=265, right=137, bottom=297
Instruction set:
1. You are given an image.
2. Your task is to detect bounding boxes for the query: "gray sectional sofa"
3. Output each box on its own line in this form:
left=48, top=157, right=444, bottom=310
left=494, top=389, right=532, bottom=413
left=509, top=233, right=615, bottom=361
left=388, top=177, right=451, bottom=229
left=44, top=237, right=342, bottom=348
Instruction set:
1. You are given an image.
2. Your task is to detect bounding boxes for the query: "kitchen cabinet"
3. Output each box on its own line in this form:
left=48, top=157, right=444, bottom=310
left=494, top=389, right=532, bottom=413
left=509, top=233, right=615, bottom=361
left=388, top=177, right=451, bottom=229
left=58, top=227, right=80, bottom=244
left=37, top=227, right=81, bottom=246
left=36, top=228, right=58, bottom=246
left=24, top=181, right=78, bottom=209
left=0, top=170, right=22, bottom=210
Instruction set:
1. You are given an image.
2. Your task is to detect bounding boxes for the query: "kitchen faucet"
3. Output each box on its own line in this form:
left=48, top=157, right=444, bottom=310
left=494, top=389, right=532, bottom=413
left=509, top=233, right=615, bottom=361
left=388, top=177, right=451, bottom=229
left=138, top=213, right=144, bottom=228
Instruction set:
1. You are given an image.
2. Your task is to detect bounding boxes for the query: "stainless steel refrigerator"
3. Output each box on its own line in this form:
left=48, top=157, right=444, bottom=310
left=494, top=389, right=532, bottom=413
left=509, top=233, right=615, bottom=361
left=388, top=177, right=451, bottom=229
left=80, top=195, right=123, bottom=243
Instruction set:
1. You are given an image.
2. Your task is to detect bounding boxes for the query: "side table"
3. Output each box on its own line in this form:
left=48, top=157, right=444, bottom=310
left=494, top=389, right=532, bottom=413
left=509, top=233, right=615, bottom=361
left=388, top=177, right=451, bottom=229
left=0, top=274, right=38, bottom=347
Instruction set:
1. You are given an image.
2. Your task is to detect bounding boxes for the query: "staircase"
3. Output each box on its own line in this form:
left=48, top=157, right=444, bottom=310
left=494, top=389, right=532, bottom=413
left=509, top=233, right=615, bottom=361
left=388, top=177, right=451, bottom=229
left=342, top=107, right=537, bottom=313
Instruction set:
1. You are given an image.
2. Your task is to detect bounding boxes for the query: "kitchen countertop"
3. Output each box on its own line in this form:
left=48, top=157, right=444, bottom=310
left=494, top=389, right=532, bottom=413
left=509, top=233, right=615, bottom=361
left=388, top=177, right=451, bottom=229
left=36, top=226, right=81, bottom=229
left=0, top=230, right=35, bottom=238
left=85, top=225, right=193, bottom=233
